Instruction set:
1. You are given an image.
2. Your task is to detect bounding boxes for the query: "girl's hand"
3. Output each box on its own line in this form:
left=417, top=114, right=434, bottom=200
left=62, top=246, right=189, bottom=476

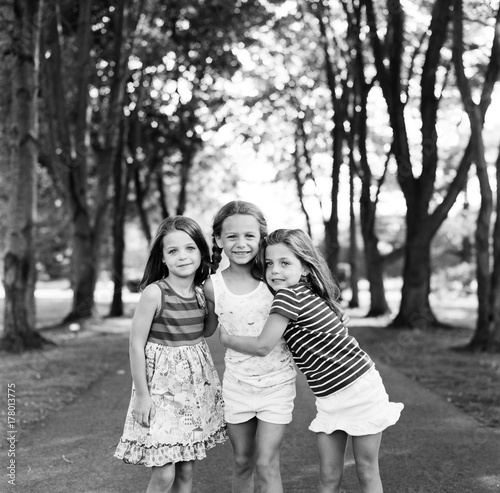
left=132, top=394, right=154, bottom=427
left=340, top=311, right=350, bottom=325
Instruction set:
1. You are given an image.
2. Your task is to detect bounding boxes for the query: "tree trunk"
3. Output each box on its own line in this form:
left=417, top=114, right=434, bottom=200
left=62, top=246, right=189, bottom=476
left=96, top=0, right=133, bottom=318
left=452, top=0, right=496, bottom=351
left=348, top=157, right=359, bottom=308
left=311, top=0, right=345, bottom=272
left=64, top=0, right=95, bottom=321
left=390, top=233, right=437, bottom=328
left=294, top=119, right=313, bottom=237
left=109, top=122, right=131, bottom=317
left=364, top=0, right=478, bottom=327
left=359, top=162, right=390, bottom=316
left=349, top=4, right=390, bottom=316
left=41, top=0, right=95, bottom=321
left=0, top=4, right=13, bottom=261
left=42, top=0, right=136, bottom=321
left=1, top=0, right=48, bottom=351
left=134, top=165, right=152, bottom=243
left=362, top=233, right=389, bottom=316
left=176, top=146, right=195, bottom=216
left=357, top=147, right=390, bottom=316
left=157, top=168, right=170, bottom=218
left=488, top=145, right=500, bottom=350
left=109, top=162, right=128, bottom=317
left=129, top=80, right=152, bottom=242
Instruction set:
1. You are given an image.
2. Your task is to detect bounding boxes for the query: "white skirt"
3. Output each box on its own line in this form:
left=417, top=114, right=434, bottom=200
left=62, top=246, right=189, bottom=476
left=309, top=368, right=403, bottom=436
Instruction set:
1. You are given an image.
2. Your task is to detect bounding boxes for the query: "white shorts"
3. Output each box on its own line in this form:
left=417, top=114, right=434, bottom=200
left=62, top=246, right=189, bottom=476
left=309, top=368, right=404, bottom=436
left=223, top=375, right=296, bottom=425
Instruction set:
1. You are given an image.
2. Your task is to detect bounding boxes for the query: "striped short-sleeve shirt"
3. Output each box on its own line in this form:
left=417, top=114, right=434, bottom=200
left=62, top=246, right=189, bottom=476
left=147, top=280, right=206, bottom=346
left=269, top=283, right=374, bottom=397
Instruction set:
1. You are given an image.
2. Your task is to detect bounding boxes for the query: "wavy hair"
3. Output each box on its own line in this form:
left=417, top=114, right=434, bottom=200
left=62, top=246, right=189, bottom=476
left=263, top=229, right=343, bottom=316
left=211, top=200, right=268, bottom=280
left=139, top=216, right=212, bottom=290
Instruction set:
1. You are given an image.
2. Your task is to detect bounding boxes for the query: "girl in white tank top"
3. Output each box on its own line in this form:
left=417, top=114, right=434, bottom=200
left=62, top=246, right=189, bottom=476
left=203, top=201, right=296, bottom=493
left=210, top=269, right=295, bottom=389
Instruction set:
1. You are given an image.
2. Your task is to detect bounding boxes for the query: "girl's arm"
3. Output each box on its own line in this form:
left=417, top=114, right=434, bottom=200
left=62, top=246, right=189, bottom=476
left=202, top=277, right=219, bottom=337
left=129, top=284, right=160, bottom=427
left=219, top=312, right=289, bottom=356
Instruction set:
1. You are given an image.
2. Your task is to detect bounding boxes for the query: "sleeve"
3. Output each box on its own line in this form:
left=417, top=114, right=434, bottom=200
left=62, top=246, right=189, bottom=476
left=194, top=285, right=208, bottom=315
left=269, top=288, right=300, bottom=321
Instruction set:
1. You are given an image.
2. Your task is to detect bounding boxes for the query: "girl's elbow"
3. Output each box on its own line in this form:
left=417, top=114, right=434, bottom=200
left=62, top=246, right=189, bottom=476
left=129, top=340, right=145, bottom=355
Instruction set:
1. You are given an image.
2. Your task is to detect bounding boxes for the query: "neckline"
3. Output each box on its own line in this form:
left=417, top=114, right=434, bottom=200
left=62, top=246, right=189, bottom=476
left=217, top=270, right=263, bottom=297
left=161, top=279, right=195, bottom=300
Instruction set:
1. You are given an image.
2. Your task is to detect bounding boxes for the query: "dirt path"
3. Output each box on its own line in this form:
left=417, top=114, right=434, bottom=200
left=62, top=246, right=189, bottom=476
left=6, top=327, right=500, bottom=493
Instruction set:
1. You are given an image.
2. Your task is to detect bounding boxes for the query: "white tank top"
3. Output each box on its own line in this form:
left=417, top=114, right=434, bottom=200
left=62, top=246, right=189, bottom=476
left=211, top=270, right=296, bottom=389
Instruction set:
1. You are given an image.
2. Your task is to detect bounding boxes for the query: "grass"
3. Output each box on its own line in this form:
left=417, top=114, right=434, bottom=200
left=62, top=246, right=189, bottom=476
left=0, top=284, right=499, bottom=437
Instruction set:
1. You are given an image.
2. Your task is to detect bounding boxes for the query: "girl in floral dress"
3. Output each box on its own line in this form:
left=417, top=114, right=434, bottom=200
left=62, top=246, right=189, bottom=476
left=115, top=216, right=227, bottom=493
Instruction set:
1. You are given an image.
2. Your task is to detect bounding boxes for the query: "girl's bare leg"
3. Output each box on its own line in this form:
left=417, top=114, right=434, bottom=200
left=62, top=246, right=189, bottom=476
left=352, top=433, right=383, bottom=493
left=227, top=419, right=258, bottom=493
left=254, top=421, right=288, bottom=493
left=147, top=463, right=175, bottom=493
left=316, top=430, right=348, bottom=493
left=172, top=460, right=195, bottom=493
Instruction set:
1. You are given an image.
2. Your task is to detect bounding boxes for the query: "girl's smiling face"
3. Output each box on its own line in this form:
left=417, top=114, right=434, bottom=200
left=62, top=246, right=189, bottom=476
left=216, top=214, right=261, bottom=266
left=265, top=242, right=308, bottom=290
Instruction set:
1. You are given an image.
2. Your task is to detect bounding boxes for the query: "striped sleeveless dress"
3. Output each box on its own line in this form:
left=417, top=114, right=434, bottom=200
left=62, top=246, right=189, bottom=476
left=114, top=280, right=227, bottom=466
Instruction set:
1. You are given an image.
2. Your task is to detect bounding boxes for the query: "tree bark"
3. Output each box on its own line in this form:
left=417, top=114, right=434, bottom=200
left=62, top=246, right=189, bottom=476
left=64, top=0, right=95, bottom=320
left=176, top=145, right=195, bottom=216
left=348, top=161, right=359, bottom=308
left=310, top=0, right=345, bottom=272
left=391, top=233, right=436, bottom=329
left=42, top=0, right=138, bottom=321
left=364, top=0, right=482, bottom=327
left=452, top=0, right=496, bottom=351
left=134, top=166, right=152, bottom=243
left=349, top=1, right=389, bottom=315
left=109, top=121, right=131, bottom=317
left=1, top=0, right=48, bottom=351
left=294, top=117, right=313, bottom=237
left=489, top=144, right=500, bottom=350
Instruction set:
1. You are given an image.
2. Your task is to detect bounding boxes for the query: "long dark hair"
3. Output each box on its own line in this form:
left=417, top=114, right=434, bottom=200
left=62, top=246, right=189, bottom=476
left=211, top=200, right=268, bottom=280
left=139, top=216, right=212, bottom=290
left=263, top=229, right=343, bottom=316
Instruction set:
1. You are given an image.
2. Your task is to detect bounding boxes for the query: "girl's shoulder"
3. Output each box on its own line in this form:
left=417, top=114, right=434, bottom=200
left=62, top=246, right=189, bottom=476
left=142, top=282, right=163, bottom=295
left=138, top=282, right=162, bottom=310
left=274, top=283, right=321, bottom=305
left=142, top=280, right=166, bottom=297
left=202, top=275, right=215, bottom=302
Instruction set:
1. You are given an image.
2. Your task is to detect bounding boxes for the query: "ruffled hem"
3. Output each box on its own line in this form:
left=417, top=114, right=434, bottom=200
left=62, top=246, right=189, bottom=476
left=309, top=402, right=404, bottom=436
left=114, top=427, right=228, bottom=467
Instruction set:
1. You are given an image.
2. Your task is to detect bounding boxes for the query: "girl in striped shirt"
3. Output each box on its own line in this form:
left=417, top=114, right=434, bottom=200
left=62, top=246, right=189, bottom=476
left=115, top=216, right=227, bottom=493
left=220, top=228, right=403, bottom=493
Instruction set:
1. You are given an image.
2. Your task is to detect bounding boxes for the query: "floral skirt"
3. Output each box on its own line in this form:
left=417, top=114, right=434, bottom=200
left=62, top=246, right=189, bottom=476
left=114, top=339, right=227, bottom=467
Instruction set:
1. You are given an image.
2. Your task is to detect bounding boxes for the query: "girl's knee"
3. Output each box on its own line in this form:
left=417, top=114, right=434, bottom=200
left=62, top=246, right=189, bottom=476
left=319, top=465, right=343, bottom=491
left=355, top=459, right=380, bottom=485
left=150, top=464, right=175, bottom=490
left=255, top=457, right=280, bottom=480
left=233, top=452, right=255, bottom=474
left=176, top=461, right=195, bottom=482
